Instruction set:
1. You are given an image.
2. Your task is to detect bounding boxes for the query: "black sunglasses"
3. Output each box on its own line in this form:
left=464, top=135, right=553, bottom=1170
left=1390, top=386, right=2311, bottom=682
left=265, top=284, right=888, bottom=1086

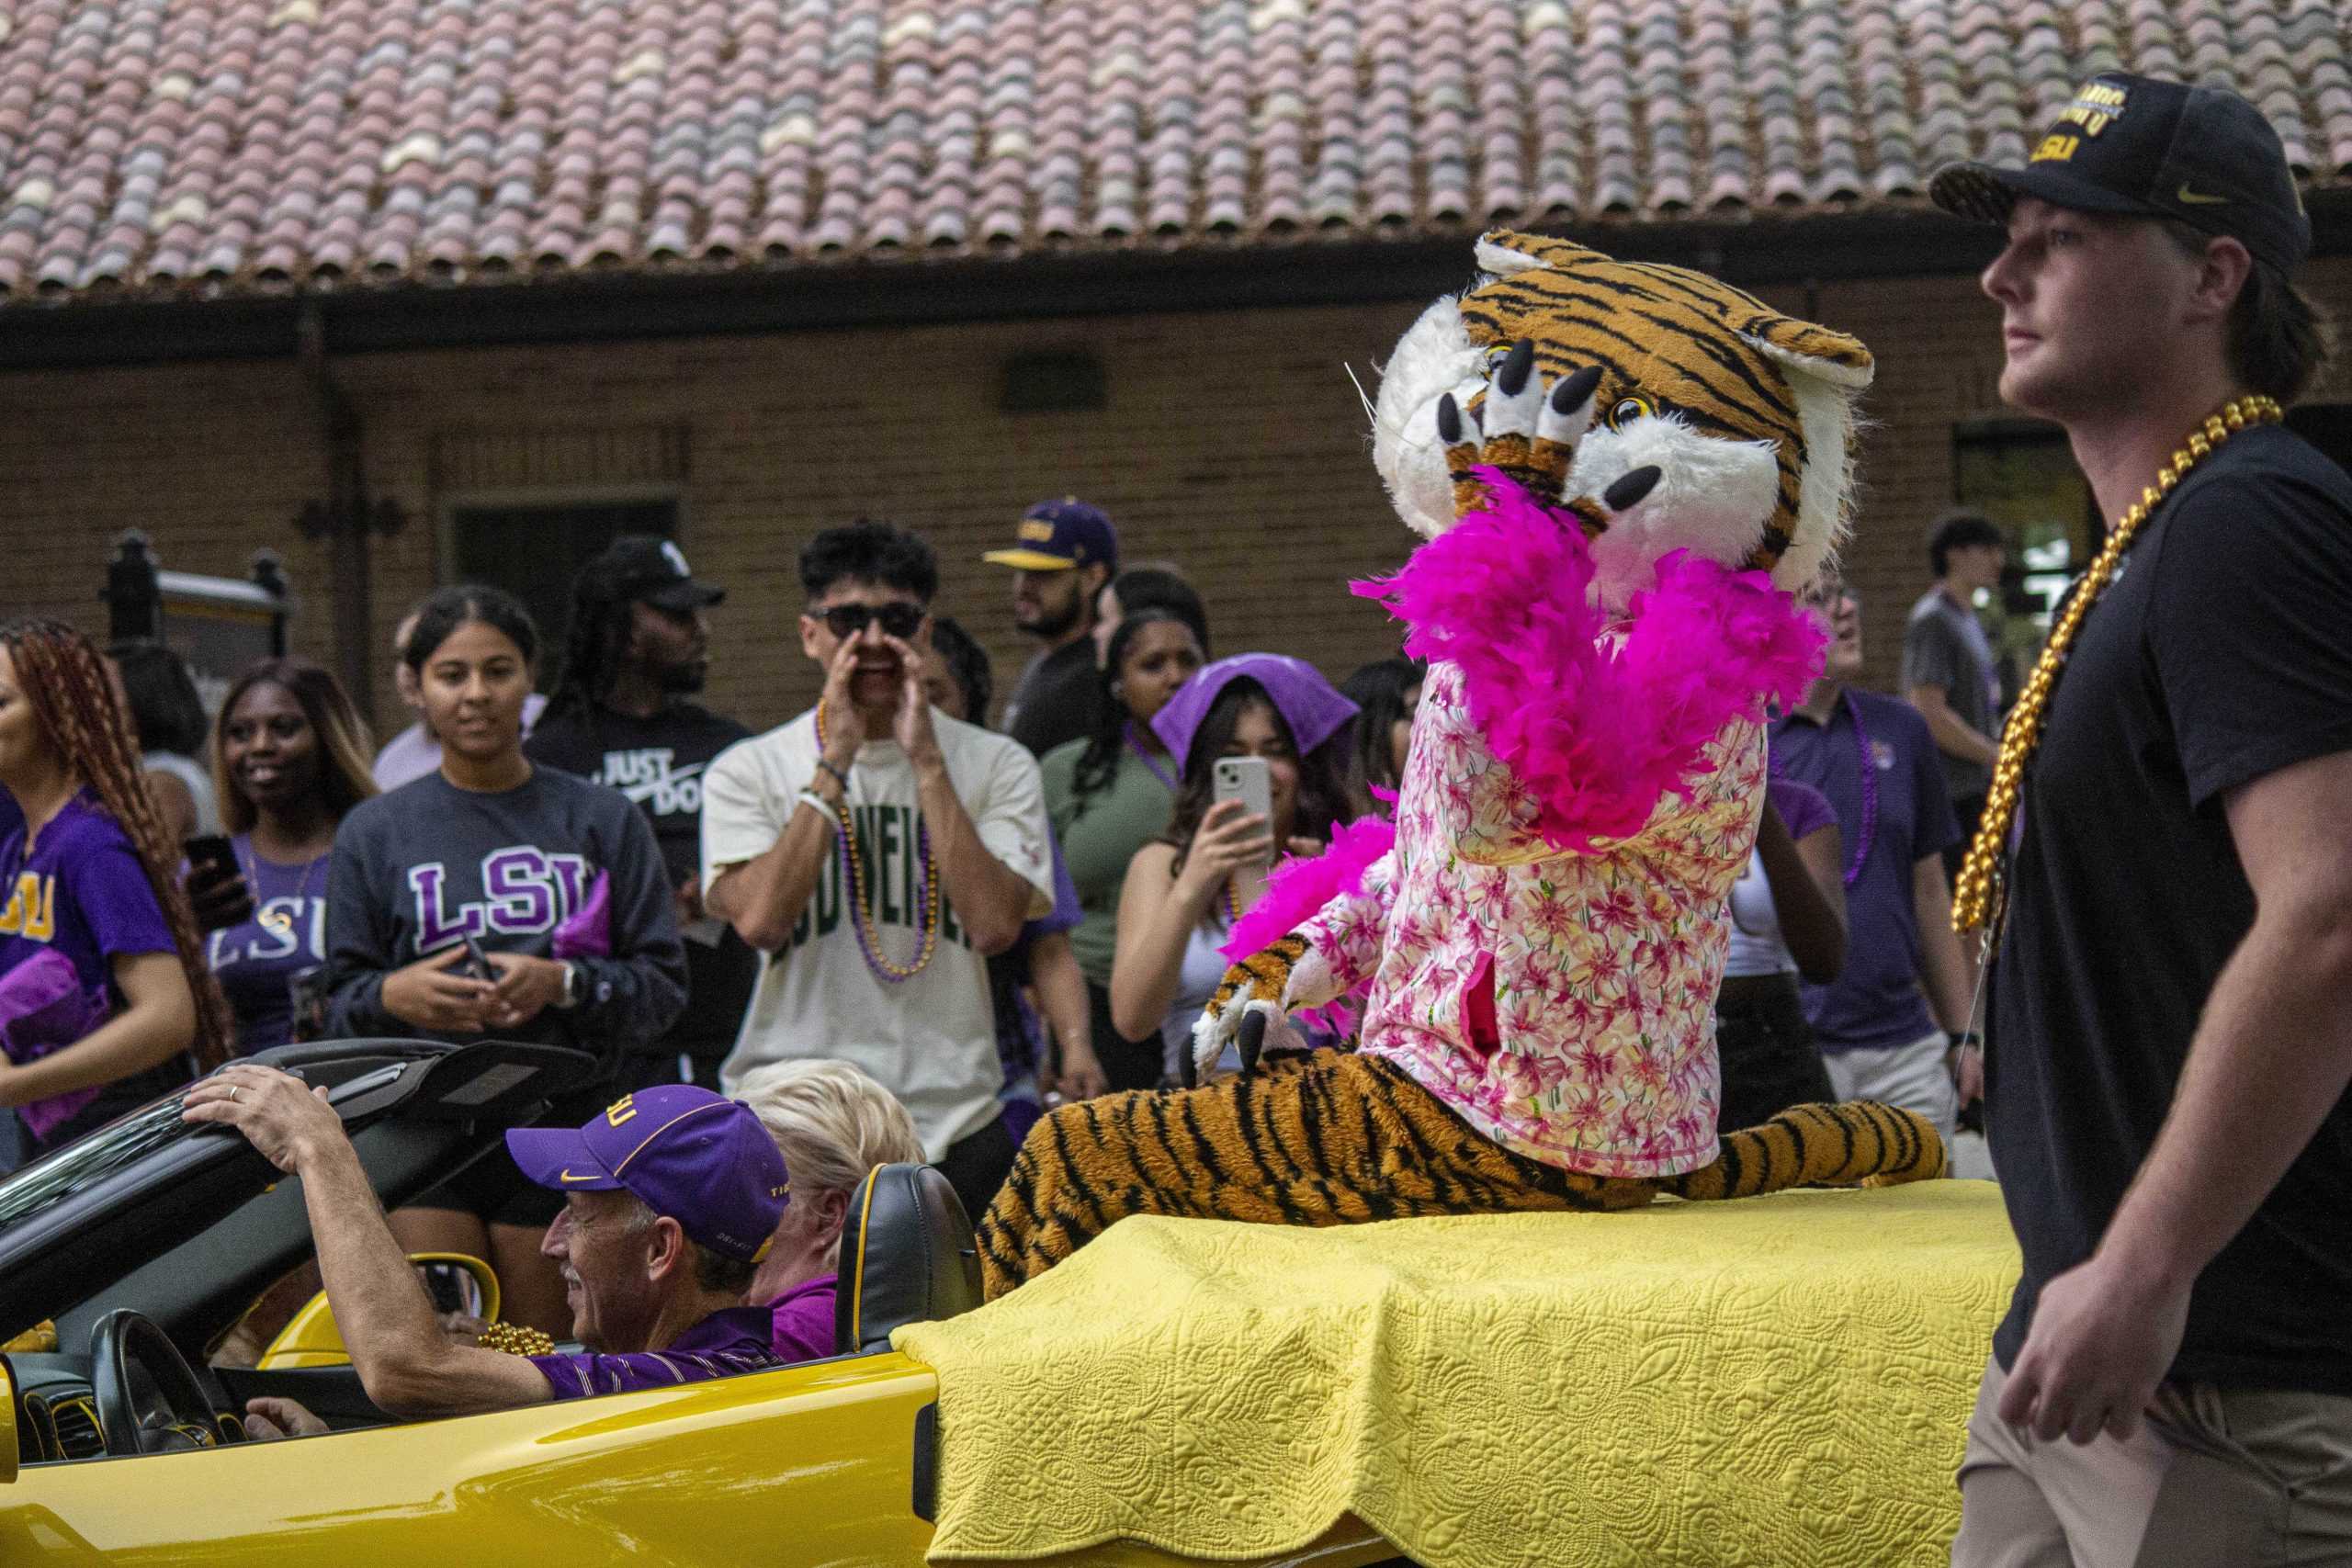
left=818, top=603, right=925, bottom=639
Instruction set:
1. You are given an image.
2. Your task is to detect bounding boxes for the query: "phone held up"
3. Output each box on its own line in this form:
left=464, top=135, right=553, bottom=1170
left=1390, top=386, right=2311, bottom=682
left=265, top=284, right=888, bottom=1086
left=182, top=833, right=238, bottom=884
left=1212, top=756, right=1274, bottom=865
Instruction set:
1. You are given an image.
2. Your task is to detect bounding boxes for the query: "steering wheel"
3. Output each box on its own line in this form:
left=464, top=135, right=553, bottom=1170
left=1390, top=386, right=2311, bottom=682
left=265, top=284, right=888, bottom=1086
left=90, top=1308, right=226, bottom=1456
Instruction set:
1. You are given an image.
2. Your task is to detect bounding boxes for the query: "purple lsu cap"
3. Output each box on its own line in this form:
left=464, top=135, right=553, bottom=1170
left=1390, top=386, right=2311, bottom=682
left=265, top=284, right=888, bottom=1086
left=1150, top=652, right=1359, bottom=770
left=507, top=1085, right=788, bottom=1264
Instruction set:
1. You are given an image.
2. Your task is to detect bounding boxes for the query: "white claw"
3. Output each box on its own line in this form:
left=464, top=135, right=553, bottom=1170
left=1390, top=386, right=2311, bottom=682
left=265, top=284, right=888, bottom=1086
left=1536, top=378, right=1599, bottom=449
left=1486, top=363, right=1546, bottom=444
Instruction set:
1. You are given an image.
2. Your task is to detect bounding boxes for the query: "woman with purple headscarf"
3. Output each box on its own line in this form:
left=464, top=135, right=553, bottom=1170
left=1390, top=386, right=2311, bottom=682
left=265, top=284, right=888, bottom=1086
left=1106, top=655, right=1359, bottom=1085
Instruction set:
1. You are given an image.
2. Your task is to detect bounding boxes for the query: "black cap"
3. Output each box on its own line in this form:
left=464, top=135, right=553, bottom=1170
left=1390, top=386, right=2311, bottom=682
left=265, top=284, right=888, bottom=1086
left=1931, top=73, right=2311, bottom=276
left=579, top=535, right=724, bottom=613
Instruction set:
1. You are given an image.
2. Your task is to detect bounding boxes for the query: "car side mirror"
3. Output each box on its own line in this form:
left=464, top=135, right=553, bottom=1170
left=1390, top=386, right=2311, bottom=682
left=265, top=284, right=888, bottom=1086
left=0, top=1356, right=17, bottom=1483
left=254, top=1253, right=503, bottom=1371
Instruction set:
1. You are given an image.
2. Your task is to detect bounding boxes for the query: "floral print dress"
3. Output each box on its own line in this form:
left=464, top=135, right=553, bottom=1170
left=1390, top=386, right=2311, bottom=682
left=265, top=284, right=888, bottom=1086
left=1293, top=660, right=1765, bottom=1179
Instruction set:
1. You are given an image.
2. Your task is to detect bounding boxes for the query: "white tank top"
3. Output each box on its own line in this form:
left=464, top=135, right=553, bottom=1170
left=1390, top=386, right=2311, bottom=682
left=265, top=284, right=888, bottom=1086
left=1723, top=848, right=1798, bottom=978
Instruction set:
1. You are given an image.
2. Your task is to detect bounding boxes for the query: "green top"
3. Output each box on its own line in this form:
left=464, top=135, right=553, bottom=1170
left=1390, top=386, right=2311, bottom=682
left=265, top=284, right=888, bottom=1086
left=1040, top=736, right=1179, bottom=986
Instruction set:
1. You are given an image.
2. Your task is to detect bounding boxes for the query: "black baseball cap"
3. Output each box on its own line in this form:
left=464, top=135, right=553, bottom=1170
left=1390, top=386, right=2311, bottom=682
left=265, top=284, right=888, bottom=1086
left=981, top=498, right=1118, bottom=572
left=1931, top=73, right=2311, bottom=276
left=580, top=535, right=725, bottom=612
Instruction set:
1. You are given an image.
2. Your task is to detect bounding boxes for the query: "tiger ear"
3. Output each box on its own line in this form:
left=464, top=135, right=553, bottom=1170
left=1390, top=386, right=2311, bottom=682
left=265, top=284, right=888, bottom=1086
left=1475, top=229, right=1609, bottom=278
left=1737, top=311, right=1875, bottom=391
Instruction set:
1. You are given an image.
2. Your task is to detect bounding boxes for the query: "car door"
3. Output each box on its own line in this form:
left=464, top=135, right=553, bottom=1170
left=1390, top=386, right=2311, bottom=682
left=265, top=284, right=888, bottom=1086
left=0, top=1350, right=940, bottom=1565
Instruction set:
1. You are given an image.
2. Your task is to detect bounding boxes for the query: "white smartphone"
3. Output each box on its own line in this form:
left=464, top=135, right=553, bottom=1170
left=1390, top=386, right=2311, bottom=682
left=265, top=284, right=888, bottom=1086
left=1212, top=756, right=1274, bottom=862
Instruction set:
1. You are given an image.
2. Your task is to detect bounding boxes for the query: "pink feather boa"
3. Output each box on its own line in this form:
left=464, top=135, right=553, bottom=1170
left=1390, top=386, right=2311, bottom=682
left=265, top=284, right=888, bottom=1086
left=1353, top=468, right=1826, bottom=852
left=1220, top=811, right=1398, bottom=963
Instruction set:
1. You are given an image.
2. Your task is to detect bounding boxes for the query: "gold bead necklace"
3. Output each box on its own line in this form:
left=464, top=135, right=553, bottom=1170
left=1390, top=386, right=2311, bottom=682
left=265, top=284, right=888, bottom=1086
left=1952, top=394, right=2283, bottom=937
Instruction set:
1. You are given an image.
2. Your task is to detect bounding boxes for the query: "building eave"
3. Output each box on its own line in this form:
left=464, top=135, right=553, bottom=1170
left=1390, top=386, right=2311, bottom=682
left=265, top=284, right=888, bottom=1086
left=5, top=197, right=2349, bottom=373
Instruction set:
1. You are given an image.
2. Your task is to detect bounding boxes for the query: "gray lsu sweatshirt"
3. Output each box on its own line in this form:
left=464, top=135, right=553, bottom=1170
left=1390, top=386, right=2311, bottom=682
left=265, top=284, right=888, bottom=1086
left=322, top=768, right=686, bottom=1072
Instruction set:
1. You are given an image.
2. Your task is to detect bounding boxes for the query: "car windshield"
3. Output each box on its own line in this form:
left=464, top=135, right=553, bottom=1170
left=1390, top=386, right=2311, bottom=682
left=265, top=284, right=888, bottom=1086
left=0, top=1063, right=404, bottom=1232
left=0, top=1098, right=198, bottom=1231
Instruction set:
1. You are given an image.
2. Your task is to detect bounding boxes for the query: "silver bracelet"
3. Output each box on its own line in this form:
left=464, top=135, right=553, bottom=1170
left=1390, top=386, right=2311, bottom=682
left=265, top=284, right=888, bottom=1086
left=795, top=789, right=841, bottom=826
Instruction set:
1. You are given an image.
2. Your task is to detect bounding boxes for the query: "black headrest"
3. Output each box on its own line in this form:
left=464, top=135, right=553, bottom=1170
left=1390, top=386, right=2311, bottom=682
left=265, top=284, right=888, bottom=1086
left=833, top=1163, right=982, bottom=1355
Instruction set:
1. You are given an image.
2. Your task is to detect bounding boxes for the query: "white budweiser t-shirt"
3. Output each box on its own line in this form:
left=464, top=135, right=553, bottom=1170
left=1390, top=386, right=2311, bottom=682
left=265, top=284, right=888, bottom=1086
left=702, top=707, right=1053, bottom=1157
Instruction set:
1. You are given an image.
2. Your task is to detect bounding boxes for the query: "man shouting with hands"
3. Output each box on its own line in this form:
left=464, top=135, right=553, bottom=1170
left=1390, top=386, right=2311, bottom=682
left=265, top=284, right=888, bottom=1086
left=702, top=520, right=1056, bottom=1220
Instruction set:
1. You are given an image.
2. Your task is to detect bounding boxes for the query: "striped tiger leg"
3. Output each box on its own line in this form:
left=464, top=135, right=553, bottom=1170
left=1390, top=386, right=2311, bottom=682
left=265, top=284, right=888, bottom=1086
left=1665, top=1100, right=1947, bottom=1203
left=976, top=1052, right=1659, bottom=1299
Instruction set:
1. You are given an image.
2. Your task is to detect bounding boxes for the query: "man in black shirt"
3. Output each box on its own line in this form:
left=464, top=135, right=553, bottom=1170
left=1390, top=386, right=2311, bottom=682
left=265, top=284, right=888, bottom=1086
left=527, top=536, right=757, bottom=1090
left=984, top=499, right=1117, bottom=758
left=1934, top=75, right=2352, bottom=1562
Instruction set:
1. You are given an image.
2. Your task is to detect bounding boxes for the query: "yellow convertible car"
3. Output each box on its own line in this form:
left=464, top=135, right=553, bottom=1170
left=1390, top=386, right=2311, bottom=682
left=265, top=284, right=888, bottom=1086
left=0, top=1037, right=1403, bottom=1567
left=0, top=1037, right=2016, bottom=1566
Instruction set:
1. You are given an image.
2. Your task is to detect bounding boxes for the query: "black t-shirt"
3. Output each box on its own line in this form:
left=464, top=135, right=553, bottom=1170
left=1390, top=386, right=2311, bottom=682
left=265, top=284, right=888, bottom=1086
left=1006, top=639, right=1102, bottom=760
left=1988, top=423, right=2352, bottom=1393
left=526, top=701, right=758, bottom=1061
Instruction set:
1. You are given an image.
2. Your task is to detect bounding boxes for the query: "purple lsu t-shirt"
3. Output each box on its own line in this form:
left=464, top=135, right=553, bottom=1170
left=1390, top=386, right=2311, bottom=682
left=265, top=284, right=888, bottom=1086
left=767, top=1273, right=838, bottom=1361
left=528, top=1303, right=781, bottom=1400
left=205, top=836, right=330, bottom=1053
left=0, top=792, right=175, bottom=1005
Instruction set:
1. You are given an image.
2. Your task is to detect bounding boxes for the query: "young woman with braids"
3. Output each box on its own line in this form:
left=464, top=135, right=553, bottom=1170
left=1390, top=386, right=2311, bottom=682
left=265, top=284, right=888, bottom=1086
left=200, top=660, right=379, bottom=1052
left=1039, top=607, right=1206, bottom=1090
left=0, top=619, right=232, bottom=1156
left=322, top=584, right=685, bottom=1333
left=1109, top=655, right=1358, bottom=1085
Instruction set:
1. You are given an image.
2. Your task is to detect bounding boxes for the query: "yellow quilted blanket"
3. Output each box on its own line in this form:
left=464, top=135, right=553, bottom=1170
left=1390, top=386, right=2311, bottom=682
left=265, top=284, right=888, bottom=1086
left=895, top=1182, right=2019, bottom=1568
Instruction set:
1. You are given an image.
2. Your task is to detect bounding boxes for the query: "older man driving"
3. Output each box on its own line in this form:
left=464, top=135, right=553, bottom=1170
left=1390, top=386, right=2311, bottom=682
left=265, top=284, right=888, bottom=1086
left=185, top=1067, right=789, bottom=1434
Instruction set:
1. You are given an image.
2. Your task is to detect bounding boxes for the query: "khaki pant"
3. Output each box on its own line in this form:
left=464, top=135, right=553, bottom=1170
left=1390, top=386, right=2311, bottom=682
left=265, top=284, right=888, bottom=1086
left=1952, top=1355, right=2352, bottom=1566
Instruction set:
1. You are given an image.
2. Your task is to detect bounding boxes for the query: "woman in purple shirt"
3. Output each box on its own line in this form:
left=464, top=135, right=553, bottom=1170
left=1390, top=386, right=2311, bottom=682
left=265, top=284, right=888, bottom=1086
left=204, top=660, right=379, bottom=1053
left=0, top=619, right=231, bottom=1153
left=735, top=1058, right=925, bottom=1361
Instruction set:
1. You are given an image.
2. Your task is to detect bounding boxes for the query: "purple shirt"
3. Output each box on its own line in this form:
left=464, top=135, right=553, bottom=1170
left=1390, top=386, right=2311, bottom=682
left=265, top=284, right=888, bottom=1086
left=1767, top=775, right=1837, bottom=844
left=528, top=1303, right=781, bottom=1401
left=1771, top=692, right=1959, bottom=1054
left=205, top=836, right=330, bottom=1053
left=0, top=792, right=175, bottom=1005
left=767, top=1273, right=837, bottom=1361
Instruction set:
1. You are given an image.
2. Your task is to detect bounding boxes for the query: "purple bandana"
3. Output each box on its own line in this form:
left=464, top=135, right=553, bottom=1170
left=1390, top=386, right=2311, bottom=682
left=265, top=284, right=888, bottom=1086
left=1150, top=654, right=1358, bottom=769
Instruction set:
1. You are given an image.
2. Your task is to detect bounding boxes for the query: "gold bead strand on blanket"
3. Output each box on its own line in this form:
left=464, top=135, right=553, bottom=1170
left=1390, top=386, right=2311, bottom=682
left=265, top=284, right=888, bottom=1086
left=1952, top=395, right=2282, bottom=937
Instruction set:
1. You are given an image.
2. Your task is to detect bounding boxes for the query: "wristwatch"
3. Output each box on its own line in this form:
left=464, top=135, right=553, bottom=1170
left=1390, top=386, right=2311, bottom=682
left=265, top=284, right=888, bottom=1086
left=553, top=961, right=581, bottom=1010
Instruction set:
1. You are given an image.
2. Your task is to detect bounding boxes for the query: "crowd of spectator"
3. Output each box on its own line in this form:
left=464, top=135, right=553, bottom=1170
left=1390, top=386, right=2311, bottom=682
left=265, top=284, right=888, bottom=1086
left=0, top=490, right=2021, bottom=1327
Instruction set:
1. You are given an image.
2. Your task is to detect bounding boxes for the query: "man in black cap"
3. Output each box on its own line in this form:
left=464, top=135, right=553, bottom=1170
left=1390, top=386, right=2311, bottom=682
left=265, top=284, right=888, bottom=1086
left=527, top=536, right=758, bottom=1092
left=985, top=498, right=1118, bottom=758
left=1932, top=74, right=2352, bottom=1562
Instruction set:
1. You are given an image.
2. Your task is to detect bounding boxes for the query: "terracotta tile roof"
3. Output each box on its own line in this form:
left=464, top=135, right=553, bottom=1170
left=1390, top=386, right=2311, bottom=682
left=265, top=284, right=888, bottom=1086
left=0, top=0, right=2344, bottom=305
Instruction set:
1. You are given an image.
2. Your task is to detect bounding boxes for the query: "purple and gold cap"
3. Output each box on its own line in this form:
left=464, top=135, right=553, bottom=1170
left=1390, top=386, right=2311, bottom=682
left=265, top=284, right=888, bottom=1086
left=507, top=1085, right=787, bottom=1263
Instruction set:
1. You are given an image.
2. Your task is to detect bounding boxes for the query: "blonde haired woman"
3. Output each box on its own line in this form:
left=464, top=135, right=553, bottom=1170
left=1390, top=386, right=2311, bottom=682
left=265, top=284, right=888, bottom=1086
left=735, top=1057, right=924, bottom=1360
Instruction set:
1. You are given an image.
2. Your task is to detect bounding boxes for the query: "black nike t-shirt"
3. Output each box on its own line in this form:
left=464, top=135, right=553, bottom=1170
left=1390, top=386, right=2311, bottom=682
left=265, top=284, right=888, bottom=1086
left=1988, top=423, right=2352, bottom=1393
left=526, top=701, right=758, bottom=1062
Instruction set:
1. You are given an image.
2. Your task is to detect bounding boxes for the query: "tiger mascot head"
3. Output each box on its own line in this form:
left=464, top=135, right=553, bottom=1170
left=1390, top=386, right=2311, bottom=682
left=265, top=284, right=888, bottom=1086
left=1374, top=230, right=1874, bottom=609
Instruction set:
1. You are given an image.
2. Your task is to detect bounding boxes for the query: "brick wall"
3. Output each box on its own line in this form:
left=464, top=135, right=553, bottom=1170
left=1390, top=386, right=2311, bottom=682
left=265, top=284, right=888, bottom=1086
left=6, top=254, right=2350, bottom=740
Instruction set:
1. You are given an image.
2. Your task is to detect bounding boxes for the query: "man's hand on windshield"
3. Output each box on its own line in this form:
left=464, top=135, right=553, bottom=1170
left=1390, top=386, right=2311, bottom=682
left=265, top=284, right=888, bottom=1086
left=243, top=1395, right=330, bottom=1440
left=182, top=1065, right=345, bottom=1175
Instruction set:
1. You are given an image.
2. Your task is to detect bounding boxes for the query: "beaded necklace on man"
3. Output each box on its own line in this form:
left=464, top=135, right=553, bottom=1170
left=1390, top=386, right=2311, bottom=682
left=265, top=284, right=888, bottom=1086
left=1772, top=691, right=1878, bottom=887
left=813, top=700, right=942, bottom=983
left=1952, top=395, right=2283, bottom=941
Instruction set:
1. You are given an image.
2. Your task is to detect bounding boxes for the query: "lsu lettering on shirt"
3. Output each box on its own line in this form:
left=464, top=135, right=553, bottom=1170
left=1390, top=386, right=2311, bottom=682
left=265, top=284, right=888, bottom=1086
left=320, top=768, right=687, bottom=1058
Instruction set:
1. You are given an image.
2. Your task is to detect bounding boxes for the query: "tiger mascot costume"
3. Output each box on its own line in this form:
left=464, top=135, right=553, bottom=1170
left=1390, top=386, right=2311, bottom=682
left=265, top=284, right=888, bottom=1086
left=976, top=231, right=1944, bottom=1298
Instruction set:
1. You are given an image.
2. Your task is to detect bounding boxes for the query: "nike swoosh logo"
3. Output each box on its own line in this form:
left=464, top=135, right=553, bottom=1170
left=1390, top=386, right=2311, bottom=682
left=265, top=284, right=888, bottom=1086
left=558, top=1168, right=600, bottom=1183
left=2177, top=184, right=2230, bottom=205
